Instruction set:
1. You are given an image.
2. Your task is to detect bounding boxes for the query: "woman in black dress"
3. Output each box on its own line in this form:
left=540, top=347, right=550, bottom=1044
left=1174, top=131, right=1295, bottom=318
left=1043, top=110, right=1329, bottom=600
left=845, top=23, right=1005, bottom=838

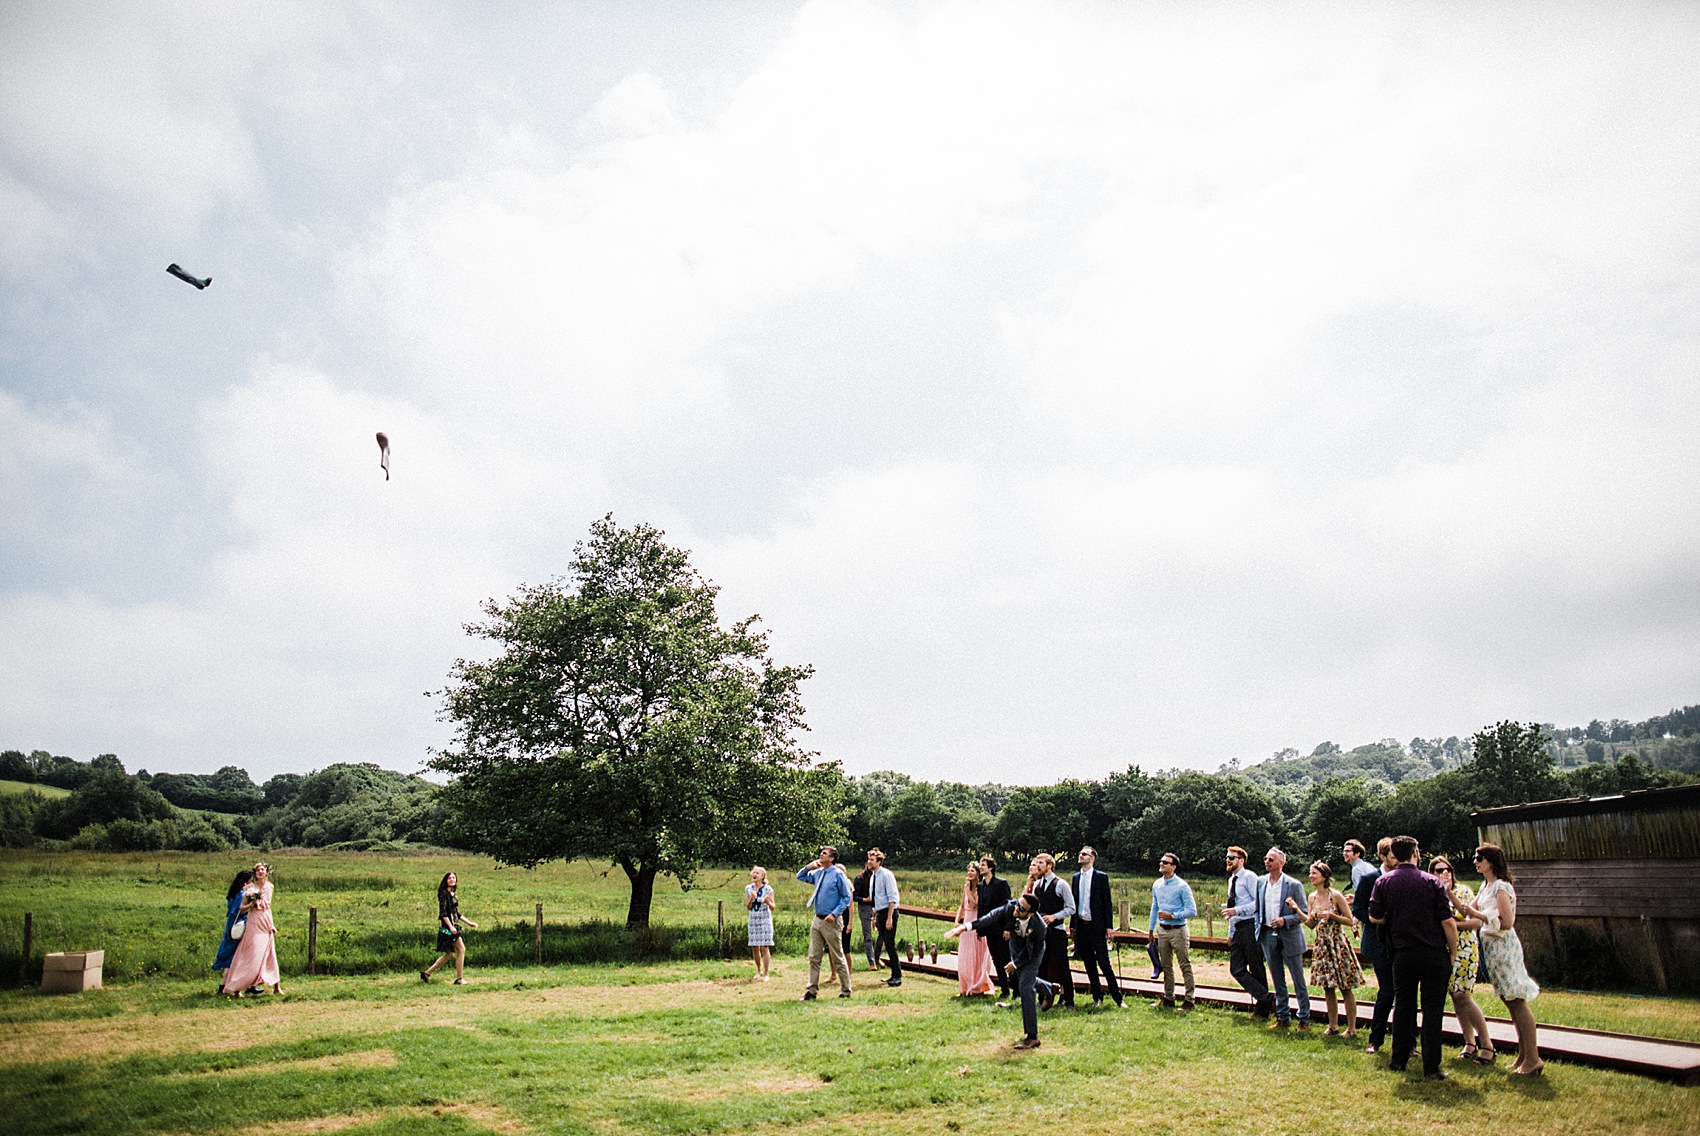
left=421, top=871, right=479, bottom=984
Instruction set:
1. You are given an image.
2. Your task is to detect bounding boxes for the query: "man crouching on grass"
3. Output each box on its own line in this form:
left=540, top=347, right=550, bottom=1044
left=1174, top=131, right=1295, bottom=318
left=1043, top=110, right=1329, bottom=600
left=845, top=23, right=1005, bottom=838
left=796, top=846, right=854, bottom=1000
left=973, top=890, right=1054, bottom=1050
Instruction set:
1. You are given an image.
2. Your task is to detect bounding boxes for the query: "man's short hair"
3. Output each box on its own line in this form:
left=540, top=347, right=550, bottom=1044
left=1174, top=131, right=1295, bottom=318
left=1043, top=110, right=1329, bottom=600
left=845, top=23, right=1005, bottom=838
left=1226, top=845, right=1248, bottom=861
left=1265, top=846, right=1286, bottom=863
left=1344, top=839, right=1366, bottom=856
left=1390, top=835, right=1419, bottom=863
left=819, top=845, right=838, bottom=862
left=1034, top=852, right=1055, bottom=870
left=980, top=856, right=997, bottom=873
left=1159, top=852, right=1179, bottom=867
left=1376, top=836, right=1394, bottom=855
left=1079, top=845, right=1096, bottom=857
left=865, top=848, right=883, bottom=863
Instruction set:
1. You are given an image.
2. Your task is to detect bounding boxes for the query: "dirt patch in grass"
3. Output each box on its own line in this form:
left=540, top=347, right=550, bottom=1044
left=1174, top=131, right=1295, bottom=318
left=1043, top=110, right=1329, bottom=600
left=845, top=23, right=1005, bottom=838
left=169, top=1048, right=398, bottom=1079
left=212, top=1101, right=526, bottom=1135
left=651, top=1066, right=824, bottom=1101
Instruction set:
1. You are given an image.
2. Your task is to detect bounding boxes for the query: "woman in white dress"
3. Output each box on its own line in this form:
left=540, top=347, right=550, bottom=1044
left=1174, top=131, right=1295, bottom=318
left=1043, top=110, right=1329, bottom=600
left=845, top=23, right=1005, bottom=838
left=1461, top=843, right=1543, bottom=1075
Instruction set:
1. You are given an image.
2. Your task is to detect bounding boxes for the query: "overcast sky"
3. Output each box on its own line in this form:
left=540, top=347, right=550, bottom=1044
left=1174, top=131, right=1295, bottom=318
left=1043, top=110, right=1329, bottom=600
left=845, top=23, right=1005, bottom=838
left=3, top=1, right=1696, bottom=785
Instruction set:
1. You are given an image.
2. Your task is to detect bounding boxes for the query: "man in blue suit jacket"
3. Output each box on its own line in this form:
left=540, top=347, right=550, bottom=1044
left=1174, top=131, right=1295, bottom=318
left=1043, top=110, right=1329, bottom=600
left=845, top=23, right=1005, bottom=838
left=1254, top=847, right=1311, bottom=1028
left=1352, top=837, right=1395, bottom=1052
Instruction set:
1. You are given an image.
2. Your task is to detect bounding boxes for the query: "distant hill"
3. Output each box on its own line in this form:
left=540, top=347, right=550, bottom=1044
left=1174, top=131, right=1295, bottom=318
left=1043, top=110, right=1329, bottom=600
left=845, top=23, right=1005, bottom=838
left=1227, top=704, right=1700, bottom=793
left=0, top=779, right=70, bottom=799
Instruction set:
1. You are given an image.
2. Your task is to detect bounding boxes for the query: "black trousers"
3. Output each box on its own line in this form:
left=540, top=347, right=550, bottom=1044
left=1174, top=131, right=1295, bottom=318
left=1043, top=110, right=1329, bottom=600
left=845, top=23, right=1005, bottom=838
left=1391, top=946, right=1451, bottom=1074
left=984, top=931, right=1012, bottom=995
left=1074, top=926, right=1122, bottom=1004
left=1228, top=920, right=1270, bottom=1011
left=1043, top=926, right=1074, bottom=1005
left=1367, top=956, right=1396, bottom=1048
left=874, top=912, right=902, bottom=981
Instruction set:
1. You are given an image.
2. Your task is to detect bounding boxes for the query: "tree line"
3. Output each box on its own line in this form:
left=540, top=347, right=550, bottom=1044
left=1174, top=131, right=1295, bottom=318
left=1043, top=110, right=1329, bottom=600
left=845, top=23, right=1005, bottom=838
left=0, top=754, right=448, bottom=852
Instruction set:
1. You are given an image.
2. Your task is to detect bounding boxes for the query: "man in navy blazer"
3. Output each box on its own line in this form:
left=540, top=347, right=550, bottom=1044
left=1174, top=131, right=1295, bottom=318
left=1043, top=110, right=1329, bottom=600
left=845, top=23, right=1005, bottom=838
left=1070, top=846, right=1125, bottom=1008
left=1254, top=847, right=1311, bottom=1028
left=1352, top=837, right=1396, bottom=1053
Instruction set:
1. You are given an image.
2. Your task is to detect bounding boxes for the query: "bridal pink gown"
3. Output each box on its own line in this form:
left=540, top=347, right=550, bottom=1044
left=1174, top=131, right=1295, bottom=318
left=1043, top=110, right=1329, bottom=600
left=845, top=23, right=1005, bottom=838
left=955, top=898, right=996, bottom=995
left=221, top=881, right=280, bottom=992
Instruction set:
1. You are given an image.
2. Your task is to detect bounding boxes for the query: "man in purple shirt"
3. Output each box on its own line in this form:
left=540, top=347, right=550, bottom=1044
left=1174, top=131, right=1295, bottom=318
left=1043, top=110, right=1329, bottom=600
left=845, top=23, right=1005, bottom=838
left=1368, top=834, right=1459, bottom=1080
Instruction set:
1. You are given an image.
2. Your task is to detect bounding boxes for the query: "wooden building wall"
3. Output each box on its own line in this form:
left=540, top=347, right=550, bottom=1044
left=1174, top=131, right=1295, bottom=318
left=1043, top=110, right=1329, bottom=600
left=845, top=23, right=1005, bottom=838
left=1474, top=793, right=1700, bottom=993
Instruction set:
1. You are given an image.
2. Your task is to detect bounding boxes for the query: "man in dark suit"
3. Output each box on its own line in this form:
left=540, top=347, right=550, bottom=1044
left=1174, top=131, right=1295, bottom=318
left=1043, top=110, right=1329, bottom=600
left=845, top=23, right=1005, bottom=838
left=978, top=856, right=1013, bottom=997
left=973, top=890, right=1055, bottom=1050
left=1070, top=845, right=1125, bottom=1008
left=1353, top=836, right=1396, bottom=1053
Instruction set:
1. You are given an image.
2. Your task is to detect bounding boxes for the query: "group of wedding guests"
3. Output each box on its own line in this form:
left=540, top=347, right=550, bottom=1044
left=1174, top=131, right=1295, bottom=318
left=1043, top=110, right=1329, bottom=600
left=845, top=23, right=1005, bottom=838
left=779, top=837, right=1544, bottom=1071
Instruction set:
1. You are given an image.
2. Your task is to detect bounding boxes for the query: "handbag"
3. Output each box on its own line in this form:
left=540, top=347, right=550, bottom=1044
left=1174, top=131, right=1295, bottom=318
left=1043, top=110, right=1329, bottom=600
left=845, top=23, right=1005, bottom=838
left=230, top=918, right=246, bottom=941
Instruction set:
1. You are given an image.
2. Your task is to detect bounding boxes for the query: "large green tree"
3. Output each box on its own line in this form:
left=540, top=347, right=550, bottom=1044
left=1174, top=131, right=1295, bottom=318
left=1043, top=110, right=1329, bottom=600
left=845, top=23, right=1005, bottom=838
left=433, top=516, right=846, bottom=927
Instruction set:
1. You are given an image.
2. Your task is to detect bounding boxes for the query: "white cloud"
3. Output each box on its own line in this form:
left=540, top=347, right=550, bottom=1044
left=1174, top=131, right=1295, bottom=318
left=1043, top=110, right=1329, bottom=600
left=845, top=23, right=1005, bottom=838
left=2, top=0, right=1697, bottom=780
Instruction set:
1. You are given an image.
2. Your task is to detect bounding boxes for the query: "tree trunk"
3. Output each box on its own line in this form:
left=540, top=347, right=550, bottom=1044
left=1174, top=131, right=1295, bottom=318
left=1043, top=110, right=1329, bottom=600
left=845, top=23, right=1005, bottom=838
left=622, top=860, right=658, bottom=928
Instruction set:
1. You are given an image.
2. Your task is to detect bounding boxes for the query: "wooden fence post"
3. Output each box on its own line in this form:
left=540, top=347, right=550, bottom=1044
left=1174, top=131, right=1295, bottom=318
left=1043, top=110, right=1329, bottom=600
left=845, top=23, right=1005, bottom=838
left=1118, top=899, right=1130, bottom=932
left=307, top=907, right=318, bottom=975
left=717, top=900, right=725, bottom=955
left=535, top=904, right=544, bottom=965
left=20, top=913, right=31, bottom=984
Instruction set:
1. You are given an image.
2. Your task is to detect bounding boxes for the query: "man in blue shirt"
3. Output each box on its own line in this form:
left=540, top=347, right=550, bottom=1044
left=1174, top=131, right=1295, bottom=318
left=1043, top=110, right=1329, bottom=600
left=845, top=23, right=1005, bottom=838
left=1149, top=851, right=1198, bottom=1008
left=1221, top=845, right=1272, bottom=1017
left=796, top=845, right=853, bottom=1000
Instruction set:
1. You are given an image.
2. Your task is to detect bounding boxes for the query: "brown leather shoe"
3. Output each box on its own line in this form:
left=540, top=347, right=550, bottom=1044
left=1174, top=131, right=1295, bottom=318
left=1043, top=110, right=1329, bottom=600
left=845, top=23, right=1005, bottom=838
left=1013, top=1037, right=1041, bottom=1050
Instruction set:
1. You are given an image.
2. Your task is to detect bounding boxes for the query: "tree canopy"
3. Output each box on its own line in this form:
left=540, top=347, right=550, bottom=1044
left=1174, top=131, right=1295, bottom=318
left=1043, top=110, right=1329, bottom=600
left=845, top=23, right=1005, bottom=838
left=433, top=516, right=846, bottom=926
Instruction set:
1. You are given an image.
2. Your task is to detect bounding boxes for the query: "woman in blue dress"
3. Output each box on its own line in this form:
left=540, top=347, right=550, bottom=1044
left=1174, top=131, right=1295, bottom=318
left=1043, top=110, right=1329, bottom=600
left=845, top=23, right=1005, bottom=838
left=211, top=868, right=253, bottom=992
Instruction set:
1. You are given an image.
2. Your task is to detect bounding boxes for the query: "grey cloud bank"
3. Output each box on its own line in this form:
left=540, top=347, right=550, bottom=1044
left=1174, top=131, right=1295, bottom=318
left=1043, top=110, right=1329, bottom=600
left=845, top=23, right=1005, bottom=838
left=2, top=1, right=1696, bottom=783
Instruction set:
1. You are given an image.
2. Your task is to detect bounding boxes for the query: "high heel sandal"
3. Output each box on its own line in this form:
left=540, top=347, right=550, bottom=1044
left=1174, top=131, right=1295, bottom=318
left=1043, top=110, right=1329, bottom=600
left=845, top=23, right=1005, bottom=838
left=1460, top=1043, right=1479, bottom=1060
left=1473, top=1048, right=1498, bottom=1065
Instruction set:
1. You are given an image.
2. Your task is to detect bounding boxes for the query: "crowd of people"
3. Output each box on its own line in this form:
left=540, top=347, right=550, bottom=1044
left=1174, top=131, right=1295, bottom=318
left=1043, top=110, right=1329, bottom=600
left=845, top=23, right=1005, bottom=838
left=207, top=834, right=1544, bottom=1079
left=784, top=837, right=1544, bottom=1076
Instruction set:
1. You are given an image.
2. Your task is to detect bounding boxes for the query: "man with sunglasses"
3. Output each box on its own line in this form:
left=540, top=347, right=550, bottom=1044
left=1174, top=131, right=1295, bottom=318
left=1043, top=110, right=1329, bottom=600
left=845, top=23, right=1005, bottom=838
left=972, top=890, right=1055, bottom=1050
left=1071, top=846, right=1125, bottom=1008
left=1221, top=846, right=1272, bottom=1017
left=1148, top=851, right=1197, bottom=1008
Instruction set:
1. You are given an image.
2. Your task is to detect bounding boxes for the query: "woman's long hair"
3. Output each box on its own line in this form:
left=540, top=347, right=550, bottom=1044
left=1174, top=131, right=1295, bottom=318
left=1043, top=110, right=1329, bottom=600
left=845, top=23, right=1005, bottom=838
left=962, top=862, right=981, bottom=912
left=1474, top=842, right=1515, bottom=884
left=226, top=868, right=254, bottom=900
left=438, top=872, right=456, bottom=901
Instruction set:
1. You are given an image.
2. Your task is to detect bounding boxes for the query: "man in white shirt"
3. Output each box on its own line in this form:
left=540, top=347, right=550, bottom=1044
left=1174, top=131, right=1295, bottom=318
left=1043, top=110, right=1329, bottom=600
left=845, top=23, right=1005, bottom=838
left=1070, top=846, right=1125, bottom=1008
left=869, top=848, right=902, bottom=987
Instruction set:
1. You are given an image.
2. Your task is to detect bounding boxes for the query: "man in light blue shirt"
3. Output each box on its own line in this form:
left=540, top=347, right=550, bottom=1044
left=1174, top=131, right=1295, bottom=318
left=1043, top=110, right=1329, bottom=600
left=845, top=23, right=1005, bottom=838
left=796, top=845, right=853, bottom=1000
left=1148, top=852, right=1198, bottom=1007
left=1345, top=839, right=1376, bottom=893
left=868, top=848, right=903, bottom=986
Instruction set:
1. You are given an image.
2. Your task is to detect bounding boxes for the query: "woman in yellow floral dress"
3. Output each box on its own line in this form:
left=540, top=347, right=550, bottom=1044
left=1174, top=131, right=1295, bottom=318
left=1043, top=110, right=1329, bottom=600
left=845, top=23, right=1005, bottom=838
left=1432, top=856, right=1494, bottom=1064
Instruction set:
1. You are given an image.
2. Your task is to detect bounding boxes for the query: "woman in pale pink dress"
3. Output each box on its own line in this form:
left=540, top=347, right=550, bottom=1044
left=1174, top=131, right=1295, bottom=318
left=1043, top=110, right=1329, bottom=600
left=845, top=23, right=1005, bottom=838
left=221, top=862, right=284, bottom=997
left=945, top=861, right=996, bottom=996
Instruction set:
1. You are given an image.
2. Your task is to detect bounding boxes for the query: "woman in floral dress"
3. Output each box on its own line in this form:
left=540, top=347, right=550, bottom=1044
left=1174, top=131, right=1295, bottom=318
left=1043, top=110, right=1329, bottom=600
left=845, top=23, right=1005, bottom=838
left=1300, top=860, right=1362, bottom=1037
left=1462, top=843, right=1544, bottom=1075
left=744, top=866, right=776, bottom=981
left=1431, top=856, right=1494, bottom=1064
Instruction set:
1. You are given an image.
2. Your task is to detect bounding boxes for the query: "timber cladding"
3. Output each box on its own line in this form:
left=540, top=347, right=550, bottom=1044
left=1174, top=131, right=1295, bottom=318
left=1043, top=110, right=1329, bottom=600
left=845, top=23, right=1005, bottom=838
left=1475, top=784, right=1700, bottom=862
left=1472, top=785, right=1700, bottom=993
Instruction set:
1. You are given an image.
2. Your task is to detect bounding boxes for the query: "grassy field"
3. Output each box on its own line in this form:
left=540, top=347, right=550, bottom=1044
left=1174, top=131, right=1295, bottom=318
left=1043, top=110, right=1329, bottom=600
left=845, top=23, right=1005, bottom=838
left=2, top=961, right=1697, bottom=1136
left=1, top=852, right=1697, bottom=1134
left=0, top=780, right=71, bottom=798
left=3, top=851, right=1698, bottom=1042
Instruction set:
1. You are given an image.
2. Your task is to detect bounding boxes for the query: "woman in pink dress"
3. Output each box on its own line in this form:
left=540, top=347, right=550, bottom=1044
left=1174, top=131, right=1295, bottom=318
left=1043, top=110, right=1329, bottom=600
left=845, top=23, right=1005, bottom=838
left=221, top=862, right=284, bottom=997
left=945, top=861, right=996, bottom=996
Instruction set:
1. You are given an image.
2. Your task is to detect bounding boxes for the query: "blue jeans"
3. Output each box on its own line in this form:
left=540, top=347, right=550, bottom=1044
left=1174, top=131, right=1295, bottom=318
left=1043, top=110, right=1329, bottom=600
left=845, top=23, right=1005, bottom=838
left=1260, top=930, right=1310, bottom=1022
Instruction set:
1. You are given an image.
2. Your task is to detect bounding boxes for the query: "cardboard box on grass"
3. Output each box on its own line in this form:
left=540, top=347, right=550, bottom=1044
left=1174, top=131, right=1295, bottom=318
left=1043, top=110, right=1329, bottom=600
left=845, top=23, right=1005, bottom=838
left=41, top=950, right=103, bottom=994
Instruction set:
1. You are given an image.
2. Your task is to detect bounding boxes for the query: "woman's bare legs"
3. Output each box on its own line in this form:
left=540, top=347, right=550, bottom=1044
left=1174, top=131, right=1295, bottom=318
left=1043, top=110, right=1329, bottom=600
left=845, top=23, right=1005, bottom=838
left=1506, top=998, right=1542, bottom=1072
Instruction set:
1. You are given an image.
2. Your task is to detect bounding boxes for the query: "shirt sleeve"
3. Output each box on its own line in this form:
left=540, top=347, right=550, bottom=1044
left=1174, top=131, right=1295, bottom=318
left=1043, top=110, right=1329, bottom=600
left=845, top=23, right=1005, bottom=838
left=1055, top=878, right=1076, bottom=920
left=1177, top=881, right=1197, bottom=920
